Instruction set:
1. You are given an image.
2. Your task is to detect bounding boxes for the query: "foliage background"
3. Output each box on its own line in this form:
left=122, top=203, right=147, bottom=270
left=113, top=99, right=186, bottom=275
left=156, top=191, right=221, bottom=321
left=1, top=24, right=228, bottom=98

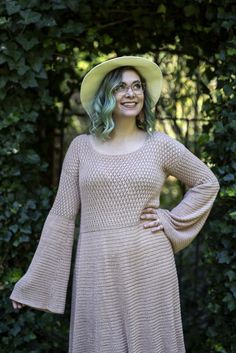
left=0, top=0, right=235, bottom=352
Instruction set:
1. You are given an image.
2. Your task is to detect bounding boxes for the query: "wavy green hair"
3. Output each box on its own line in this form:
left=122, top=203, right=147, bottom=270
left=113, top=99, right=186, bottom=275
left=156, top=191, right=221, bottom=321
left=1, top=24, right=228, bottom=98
left=88, top=66, right=156, bottom=141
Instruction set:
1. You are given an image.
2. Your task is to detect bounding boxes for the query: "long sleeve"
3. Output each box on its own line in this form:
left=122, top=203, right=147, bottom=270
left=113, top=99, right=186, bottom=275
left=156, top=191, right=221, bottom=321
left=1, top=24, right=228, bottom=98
left=10, top=136, right=81, bottom=314
left=156, top=134, right=220, bottom=254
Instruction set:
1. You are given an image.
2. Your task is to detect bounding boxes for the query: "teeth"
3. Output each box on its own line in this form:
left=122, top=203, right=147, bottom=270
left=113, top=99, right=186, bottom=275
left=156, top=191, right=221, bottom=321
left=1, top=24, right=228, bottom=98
left=122, top=103, right=136, bottom=107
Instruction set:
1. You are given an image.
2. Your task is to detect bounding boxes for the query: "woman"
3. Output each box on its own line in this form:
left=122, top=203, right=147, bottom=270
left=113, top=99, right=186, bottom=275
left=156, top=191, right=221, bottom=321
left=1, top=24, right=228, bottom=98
left=10, top=56, right=220, bottom=353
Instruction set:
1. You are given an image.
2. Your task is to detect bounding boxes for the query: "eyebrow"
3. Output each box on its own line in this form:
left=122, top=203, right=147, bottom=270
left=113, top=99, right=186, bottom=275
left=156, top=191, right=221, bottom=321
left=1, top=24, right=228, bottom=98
left=119, top=80, right=142, bottom=85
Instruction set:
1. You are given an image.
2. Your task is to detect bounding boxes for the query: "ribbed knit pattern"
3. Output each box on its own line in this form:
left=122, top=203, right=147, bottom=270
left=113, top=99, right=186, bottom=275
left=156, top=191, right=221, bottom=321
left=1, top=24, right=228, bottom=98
left=10, top=131, right=220, bottom=353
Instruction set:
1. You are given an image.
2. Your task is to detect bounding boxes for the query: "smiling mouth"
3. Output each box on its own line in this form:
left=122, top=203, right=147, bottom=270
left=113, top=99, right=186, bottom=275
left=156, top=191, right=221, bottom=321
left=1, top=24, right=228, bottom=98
left=121, top=102, right=137, bottom=107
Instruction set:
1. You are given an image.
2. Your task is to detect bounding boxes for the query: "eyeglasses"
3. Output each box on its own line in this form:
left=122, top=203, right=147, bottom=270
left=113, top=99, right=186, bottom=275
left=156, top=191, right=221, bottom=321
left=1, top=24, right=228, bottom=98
left=113, top=81, right=145, bottom=95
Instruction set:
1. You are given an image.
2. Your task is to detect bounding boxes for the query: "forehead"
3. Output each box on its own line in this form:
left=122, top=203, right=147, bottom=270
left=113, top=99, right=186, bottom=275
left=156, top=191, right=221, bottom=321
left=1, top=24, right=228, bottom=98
left=121, top=69, right=141, bottom=82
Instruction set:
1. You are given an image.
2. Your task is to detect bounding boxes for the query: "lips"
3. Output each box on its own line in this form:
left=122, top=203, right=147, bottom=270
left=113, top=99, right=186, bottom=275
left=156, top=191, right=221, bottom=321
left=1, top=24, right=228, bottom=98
left=121, top=102, right=137, bottom=107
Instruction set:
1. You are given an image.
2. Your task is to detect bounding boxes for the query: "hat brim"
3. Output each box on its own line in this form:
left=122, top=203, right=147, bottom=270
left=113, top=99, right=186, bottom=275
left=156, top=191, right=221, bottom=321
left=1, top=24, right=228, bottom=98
left=80, top=56, right=163, bottom=116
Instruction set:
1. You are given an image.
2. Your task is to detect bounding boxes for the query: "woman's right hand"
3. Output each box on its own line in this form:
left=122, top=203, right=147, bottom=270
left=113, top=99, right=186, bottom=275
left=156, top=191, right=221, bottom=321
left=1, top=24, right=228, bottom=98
left=11, top=300, right=26, bottom=310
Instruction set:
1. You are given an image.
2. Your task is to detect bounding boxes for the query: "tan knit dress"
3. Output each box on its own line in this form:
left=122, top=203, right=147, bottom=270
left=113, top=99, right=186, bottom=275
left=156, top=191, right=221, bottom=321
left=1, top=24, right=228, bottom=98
left=10, top=131, right=220, bottom=353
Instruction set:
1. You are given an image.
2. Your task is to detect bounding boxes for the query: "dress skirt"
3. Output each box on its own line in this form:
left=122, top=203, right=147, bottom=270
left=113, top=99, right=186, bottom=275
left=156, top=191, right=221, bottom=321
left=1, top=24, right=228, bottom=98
left=69, top=223, right=185, bottom=353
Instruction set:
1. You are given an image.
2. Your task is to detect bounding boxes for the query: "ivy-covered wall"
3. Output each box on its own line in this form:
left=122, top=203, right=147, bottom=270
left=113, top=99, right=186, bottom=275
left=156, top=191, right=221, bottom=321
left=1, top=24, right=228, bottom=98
left=201, top=30, right=236, bottom=351
left=0, top=1, right=235, bottom=352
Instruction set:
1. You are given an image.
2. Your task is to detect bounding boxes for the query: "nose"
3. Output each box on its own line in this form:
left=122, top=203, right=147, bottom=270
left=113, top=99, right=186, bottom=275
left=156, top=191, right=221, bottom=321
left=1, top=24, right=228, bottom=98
left=125, top=87, right=135, bottom=97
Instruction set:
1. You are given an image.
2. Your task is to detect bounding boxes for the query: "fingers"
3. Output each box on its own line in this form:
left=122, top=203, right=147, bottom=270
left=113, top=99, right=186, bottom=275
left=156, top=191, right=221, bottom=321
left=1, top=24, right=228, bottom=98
left=12, top=300, right=26, bottom=310
left=140, top=207, right=159, bottom=221
left=141, top=207, right=157, bottom=215
left=140, top=209, right=157, bottom=221
left=143, top=219, right=161, bottom=228
left=149, top=224, right=164, bottom=233
left=143, top=220, right=164, bottom=232
left=140, top=207, right=164, bottom=233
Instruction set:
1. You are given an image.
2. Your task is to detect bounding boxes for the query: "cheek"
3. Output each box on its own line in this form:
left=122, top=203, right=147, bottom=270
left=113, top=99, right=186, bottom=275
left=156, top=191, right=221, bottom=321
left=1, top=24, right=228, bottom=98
left=114, top=98, right=121, bottom=108
left=139, top=97, right=144, bottom=108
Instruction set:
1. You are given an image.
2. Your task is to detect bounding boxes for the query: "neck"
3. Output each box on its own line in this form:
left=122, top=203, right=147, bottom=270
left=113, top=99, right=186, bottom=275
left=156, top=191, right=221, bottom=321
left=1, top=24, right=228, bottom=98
left=110, top=116, right=140, bottom=140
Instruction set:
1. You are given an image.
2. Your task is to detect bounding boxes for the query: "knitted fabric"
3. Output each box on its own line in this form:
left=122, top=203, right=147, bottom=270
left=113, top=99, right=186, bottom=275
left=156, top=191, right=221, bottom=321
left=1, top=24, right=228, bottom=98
left=10, top=131, right=220, bottom=353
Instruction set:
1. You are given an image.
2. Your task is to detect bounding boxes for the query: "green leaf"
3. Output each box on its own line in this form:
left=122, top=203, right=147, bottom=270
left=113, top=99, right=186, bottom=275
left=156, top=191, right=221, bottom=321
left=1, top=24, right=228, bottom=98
left=23, top=332, right=37, bottom=342
left=217, top=251, right=231, bottom=264
left=1, top=231, right=13, bottom=242
left=228, top=120, right=236, bottom=130
left=52, top=0, right=67, bottom=10
left=157, top=4, right=166, bottom=14
left=20, top=225, right=31, bottom=235
left=4, top=41, right=22, bottom=61
left=57, top=43, right=67, bottom=52
left=184, top=5, right=199, bottom=17
left=226, top=270, right=236, bottom=281
left=103, top=34, right=113, bottom=45
left=0, top=16, right=10, bottom=25
left=231, top=284, right=236, bottom=299
left=18, top=63, right=30, bottom=75
left=26, top=199, right=37, bottom=209
left=19, top=9, right=41, bottom=24
left=223, top=173, right=235, bottom=182
left=28, top=55, right=43, bottom=72
left=223, top=292, right=236, bottom=311
left=62, top=20, right=84, bottom=34
left=8, top=71, right=19, bottom=83
left=0, top=53, right=7, bottom=65
left=36, top=68, right=47, bottom=79
left=66, top=0, right=80, bottom=12
left=227, top=47, right=236, bottom=57
left=0, top=113, right=22, bottom=127
left=16, top=35, right=39, bottom=51
left=0, top=76, right=8, bottom=89
left=6, top=1, right=21, bottom=15
left=13, top=234, right=30, bottom=246
left=10, top=325, right=21, bottom=336
left=229, top=211, right=236, bottom=220
left=223, top=84, right=233, bottom=95
left=40, top=89, right=53, bottom=105
left=20, top=71, right=38, bottom=88
left=6, top=268, right=23, bottom=283
left=14, top=57, right=31, bottom=75
left=222, top=20, right=235, bottom=30
left=207, top=326, right=217, bottom=338
left=0, top=90, right=7, bottom=100
left=24, top=150, right=40, bottom=164
left=37, top=16, right=57, bottom=28
left=9, top=224, right=18, bottom=234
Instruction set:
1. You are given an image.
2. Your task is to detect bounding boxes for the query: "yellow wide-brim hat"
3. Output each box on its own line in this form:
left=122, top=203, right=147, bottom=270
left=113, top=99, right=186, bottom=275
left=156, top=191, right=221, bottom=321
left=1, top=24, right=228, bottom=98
left=80, top=56, right=163, bottom=117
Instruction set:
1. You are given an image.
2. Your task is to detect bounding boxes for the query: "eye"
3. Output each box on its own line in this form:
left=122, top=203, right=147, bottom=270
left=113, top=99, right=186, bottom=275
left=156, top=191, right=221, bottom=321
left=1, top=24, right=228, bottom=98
left=132, top=82, right=143, bottom=90
left=113, top=82, right=126, bottom=93
left=118, top=83, right=127, bottom=91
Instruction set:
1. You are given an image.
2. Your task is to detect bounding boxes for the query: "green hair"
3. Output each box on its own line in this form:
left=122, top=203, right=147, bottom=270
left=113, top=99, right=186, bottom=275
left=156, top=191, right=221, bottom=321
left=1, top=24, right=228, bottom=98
left=88, top=66, right=156, bottom=141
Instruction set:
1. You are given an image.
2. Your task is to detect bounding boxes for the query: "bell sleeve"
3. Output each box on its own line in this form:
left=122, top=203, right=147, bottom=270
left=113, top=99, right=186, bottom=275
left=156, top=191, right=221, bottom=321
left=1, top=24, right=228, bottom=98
left=156, top=134, right=220, bottom=254
left=10, top=136, right=81, bottom=314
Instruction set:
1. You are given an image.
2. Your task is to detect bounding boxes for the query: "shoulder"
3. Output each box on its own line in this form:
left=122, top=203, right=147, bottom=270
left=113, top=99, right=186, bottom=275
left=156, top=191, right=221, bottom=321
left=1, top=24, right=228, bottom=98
left=69, top=133, right=88, bottom=147
left=62, top=134, right=88, bottom=172
left=150, top=131, right=187, bottom=168
left=151, top=131, right=186, bottom=152
left=65, top=134, right=89, bottom=156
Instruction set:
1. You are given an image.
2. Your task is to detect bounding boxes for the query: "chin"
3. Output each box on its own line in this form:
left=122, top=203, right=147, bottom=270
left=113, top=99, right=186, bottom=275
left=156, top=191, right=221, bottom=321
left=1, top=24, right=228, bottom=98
left=113, top=106, right=143, bottom=119
left=121, top=109, right=142, bottom=117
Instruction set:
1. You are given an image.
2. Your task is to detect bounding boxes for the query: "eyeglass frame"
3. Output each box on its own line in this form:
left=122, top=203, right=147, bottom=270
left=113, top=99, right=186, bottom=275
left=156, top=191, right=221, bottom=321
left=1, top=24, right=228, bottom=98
left=112, top=80, right=145, bottom=95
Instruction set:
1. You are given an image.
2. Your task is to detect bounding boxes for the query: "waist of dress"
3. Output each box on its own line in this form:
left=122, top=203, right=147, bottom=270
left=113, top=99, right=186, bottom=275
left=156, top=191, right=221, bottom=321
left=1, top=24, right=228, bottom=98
left=79, top=202, right=161, bottom=234
left=79, top=219, right=146, bottom=234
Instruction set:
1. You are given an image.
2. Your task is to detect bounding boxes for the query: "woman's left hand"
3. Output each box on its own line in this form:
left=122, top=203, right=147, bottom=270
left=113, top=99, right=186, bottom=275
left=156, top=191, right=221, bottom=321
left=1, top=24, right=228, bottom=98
left=140, top=207, right=164, bottom=233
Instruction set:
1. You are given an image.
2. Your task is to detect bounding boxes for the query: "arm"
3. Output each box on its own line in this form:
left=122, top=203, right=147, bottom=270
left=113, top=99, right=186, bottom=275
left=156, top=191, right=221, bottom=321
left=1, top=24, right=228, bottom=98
left=156, top=135, right=220, bottom=254
left=10, top=137, right=81, bottom=314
